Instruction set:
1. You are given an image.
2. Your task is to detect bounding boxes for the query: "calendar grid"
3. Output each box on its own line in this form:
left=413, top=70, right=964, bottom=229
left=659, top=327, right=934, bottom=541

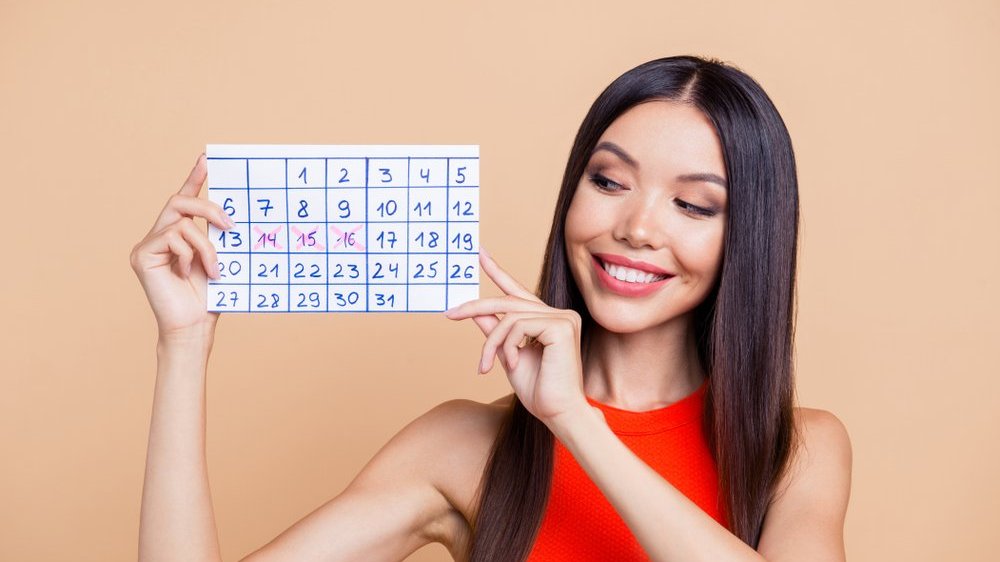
left=207, top=145, right=478, bottom=313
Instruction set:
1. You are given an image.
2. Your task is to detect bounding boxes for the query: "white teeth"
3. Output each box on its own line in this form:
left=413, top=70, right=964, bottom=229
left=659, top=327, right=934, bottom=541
left=602, top=261, right=667, bottom=284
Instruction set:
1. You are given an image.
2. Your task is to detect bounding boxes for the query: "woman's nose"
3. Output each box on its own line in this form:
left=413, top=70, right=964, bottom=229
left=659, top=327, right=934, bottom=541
left=613, top=196, right=664, bottom=249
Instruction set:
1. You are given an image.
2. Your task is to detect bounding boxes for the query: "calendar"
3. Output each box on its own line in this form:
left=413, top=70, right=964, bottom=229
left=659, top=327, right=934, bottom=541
left=206, top=145, right=479, bottom=313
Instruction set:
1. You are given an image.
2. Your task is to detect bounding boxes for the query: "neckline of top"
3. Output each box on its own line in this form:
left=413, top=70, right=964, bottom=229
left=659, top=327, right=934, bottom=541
left=584, top=378, right=708, bottom=435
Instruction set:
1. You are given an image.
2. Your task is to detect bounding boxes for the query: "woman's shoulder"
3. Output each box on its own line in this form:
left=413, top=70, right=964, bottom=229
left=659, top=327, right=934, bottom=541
left=756, top=406, right=852, bottom=555
left=382, top=394, right=514, bottom=554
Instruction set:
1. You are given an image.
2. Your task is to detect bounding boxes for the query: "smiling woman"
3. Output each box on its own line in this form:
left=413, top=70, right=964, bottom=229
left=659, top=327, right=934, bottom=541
left=132, top=54, right=849, bottom=562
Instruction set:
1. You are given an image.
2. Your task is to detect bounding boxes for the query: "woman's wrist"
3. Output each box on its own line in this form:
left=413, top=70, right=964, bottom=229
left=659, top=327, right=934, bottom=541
left=545, top=403, right=607, bottom=443
left=157, top=321, right=217, bottom=358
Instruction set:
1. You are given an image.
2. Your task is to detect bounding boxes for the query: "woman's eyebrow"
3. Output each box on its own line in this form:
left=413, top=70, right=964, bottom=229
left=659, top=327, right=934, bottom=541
left=593, top=141, right=728, bottom=190
left=592, top=141, right=638, bottom=168
left=677, top=172, right=728, bottom=190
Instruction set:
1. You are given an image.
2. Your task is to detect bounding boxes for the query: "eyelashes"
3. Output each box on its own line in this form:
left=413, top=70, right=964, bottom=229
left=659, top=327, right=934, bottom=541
left=587, top=172, right=718, bottom=218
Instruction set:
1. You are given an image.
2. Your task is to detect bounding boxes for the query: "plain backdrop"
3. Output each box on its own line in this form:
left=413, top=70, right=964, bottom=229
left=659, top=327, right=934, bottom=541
left=1, top=1, right=998, bottom=560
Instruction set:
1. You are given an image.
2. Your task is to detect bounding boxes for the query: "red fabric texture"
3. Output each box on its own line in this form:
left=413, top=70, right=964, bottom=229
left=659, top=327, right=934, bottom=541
left=525, top=378, right=727, bottom=561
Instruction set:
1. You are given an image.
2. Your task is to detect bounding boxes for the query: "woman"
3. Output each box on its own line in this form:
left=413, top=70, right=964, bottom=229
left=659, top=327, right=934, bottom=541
left=133, top=55, right=851, bottom=561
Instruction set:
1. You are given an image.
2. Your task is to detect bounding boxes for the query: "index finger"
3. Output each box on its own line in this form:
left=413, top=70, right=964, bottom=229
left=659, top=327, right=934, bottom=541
left=479, top=246, right=541, bottom=302
left=178, top=153, right=208, bottom=196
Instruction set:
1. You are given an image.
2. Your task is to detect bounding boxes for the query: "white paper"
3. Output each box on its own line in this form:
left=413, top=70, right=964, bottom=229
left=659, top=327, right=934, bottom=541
left=206, top=144, right=479, bottom=313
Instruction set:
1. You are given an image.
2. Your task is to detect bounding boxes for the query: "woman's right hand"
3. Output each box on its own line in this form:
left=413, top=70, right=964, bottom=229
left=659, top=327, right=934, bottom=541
left=130, top=153, right=235, bottom=341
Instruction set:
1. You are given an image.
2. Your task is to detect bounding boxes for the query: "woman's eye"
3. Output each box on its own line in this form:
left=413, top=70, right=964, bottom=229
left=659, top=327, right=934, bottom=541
left=589, top=173, right=624, bottom=193
left=675, top=199, right=716, bottom=217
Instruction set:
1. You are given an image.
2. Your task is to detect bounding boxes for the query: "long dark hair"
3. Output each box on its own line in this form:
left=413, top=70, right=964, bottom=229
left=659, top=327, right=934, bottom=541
left=469, top=55, right=800, bottom=560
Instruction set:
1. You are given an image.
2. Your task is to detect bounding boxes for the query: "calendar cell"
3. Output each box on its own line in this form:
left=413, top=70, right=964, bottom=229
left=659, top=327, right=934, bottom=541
left=249, top=190, right=288, bottom=222
left=248, top=159, right=286, bottom=188
left=287, top=159, right=325, bottom=188
left=210, top=223, right=250, bottom=252
left=251, top=284, right=288, bottom=312
left=252, top=254, right=288, bottom=284
left=447, top=253, right=479, bottom=283
left=409, top=158, right=448, bottom=187
left=408, top=188, right=447, bottom=221
left=448, top=284, right=479, bottom=309
left=448, top=222, right=478, bottom=253
left=289, top=223, right=326, bottom=252
left=328, top=254, right=365, bottom=284
left=449, top=158, right=479, bottom=187
left=409, top=255, right=445, bottom=284
left=327, top=190, right=366, bottom=222
left=250, top=223, right=288, bottom=253
left=409, top=223, right=446, bottom=253
left=328, top=285, right=366, bottom=311
left=216, top=254, right=249, bottom=284
left=210, top=285, right=249, bottom=312
left=288, top=189, right=326, bottom=222
left=328, top=223, right=366, bottom=253
left=368, top=189, right=407, bottom=222
left=210, top=190, right=249, bottom=223
left=290, top=254, right=326, bottom=284
left=369, top=285, right=406, bottom=312
left=368, top=255, right=406, bottom=283
left=207, top=158, right=247, bottom=188
left=409, top=285, right=446, bottom=311
left=449, top=188, right=479, bottom=221
left=368, top=158, right=409, bottom=188
left=327, top=159, right=367, bottom=188
left=290, top=287, right=326, bottom=311
left=369, top=223, right=406, bottom=253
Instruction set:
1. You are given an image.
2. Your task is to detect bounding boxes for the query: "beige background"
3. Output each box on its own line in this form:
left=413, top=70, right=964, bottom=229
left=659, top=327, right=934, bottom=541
left=2, top=0, right=998, bottom=560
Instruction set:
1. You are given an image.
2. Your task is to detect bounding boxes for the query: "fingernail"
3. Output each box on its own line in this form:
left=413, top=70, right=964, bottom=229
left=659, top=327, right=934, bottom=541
left=479, top=245, right=490, bottom=260
left=225, top=216, right=236, bottom=229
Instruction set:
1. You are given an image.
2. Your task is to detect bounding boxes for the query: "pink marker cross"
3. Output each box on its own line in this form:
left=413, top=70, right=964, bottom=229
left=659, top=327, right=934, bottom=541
left=291, top=225, right=326, bottom=251
left=330, top=225, right=366, bottom=251
left=252, top=225, right=284, bottom=250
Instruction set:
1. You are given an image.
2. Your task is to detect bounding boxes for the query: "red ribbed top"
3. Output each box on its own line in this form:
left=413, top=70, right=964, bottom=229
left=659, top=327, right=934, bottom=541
left=525, top=378, right=727, bottom=561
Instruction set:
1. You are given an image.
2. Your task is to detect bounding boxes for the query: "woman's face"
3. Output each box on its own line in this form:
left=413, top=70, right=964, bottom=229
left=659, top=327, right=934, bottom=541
left=564, top=100, right=728, bottom=334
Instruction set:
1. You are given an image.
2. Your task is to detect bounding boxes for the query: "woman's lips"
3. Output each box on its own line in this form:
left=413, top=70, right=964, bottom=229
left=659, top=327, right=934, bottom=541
left=591, top=255, right=673, bottom=297
left=592, top=252, right=674, bottom=276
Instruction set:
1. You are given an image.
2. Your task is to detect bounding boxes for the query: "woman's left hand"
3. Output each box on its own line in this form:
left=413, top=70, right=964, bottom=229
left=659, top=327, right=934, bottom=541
left=444, top=248, right=592, bottom=433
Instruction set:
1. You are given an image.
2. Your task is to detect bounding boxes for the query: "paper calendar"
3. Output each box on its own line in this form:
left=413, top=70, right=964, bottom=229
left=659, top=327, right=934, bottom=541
left=206, top=145, right=479, bottom=313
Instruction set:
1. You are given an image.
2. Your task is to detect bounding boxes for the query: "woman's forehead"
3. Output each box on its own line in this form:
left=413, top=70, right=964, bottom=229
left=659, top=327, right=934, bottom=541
left=594, top=101, right=727, bottom=183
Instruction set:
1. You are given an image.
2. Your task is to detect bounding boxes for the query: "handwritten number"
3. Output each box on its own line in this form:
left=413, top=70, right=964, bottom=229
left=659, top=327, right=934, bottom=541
left=376, top=200, right=397, bottom=217
left=223, top=197, right=236, bottom=216
left=297, top=200, right=309, bottom=218
left=338, top=200, right=350, bottom=219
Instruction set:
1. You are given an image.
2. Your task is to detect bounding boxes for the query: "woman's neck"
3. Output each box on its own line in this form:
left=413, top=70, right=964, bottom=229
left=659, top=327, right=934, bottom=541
left=582, top=314, right=705, bottom=411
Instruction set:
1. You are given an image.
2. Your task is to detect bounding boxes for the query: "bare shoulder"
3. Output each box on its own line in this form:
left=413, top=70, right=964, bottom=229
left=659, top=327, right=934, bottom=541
left=376, top=394, right=513, bottom=556
left=791, top=407, right=852, bottom=471
left=757, top=407, right=853, bottom=560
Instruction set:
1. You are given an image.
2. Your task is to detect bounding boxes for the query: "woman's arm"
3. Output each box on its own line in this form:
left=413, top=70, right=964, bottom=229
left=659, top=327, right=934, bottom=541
left=550, top=404, right=851, bottom=562
left=133, top=154, right=472, bottom=562
left=139, top=332, right=221, bottom=562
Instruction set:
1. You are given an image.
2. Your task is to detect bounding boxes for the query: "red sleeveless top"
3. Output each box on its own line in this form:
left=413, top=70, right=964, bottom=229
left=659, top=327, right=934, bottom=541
left=524, top=378, right=727, bottom=561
